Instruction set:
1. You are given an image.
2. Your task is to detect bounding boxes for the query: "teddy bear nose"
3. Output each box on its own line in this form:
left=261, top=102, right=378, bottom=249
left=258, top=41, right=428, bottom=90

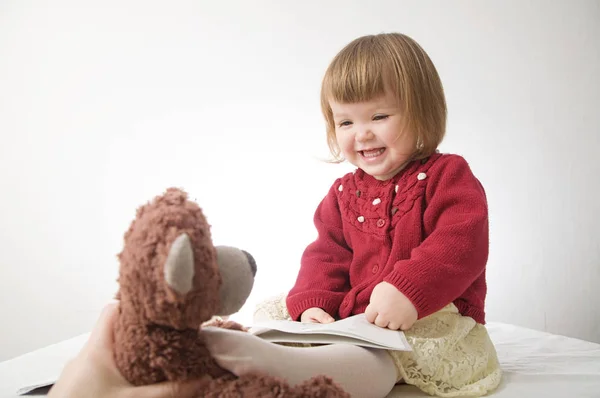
left=242, top=250, right=257, bottom=277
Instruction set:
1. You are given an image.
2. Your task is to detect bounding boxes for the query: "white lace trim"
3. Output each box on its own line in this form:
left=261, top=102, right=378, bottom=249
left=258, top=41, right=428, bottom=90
left=389, top=304, right=502, bottom=397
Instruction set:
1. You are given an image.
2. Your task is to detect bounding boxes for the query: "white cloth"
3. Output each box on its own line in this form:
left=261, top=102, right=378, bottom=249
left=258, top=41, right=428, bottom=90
left=389, top=322, right=600, bottom=397
left=0, top=322, right=598, bottom=397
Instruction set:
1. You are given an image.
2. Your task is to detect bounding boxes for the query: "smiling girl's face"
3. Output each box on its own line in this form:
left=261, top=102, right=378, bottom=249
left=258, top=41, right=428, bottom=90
left=331, top=90, right=416, bottom=181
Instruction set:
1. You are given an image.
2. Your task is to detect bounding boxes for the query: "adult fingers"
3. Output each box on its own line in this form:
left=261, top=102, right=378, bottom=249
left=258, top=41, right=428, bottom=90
left=86, top=302, right=119, bottom=352
left=127, top=378, right=208, bottom=398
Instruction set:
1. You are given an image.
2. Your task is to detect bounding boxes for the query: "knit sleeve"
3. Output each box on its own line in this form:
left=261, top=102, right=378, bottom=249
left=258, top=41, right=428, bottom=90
left=286, top=182, right=352, bottom=321
left=383, top=155, right=489, bottom=319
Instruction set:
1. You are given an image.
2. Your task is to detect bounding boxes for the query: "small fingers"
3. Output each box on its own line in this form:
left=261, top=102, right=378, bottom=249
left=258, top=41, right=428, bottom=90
left=364, top=304, right=377, bottom=324
left=301, top=308, right=334, bottom=324
left=400, top=320, right=415, bottom=331
left=316, top=311, right=335, bottom=324
left=300, top=314, right=313, bottom=323
left=374, top=314, right=390, bottom=328
left=387, top=321, right=402, bottom=331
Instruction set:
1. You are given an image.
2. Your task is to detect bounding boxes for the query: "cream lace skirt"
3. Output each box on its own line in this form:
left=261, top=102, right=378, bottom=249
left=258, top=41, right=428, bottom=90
left=254, top=294, right=502, bottom=397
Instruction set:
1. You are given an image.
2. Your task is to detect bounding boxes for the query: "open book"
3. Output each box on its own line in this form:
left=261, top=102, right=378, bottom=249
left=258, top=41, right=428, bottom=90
left=249, top=313, right=412, bottom=351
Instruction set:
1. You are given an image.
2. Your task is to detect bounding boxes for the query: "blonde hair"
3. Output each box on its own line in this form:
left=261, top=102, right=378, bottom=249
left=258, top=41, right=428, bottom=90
left=320, top=33, right=447, bottom=162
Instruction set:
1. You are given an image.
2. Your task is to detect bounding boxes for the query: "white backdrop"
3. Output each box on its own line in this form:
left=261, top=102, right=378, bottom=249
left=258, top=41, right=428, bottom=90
left=1, top=0, right=598, bottom=362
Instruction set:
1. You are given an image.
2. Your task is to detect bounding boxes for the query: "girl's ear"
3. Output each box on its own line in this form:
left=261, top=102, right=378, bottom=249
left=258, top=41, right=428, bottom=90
left=164, top=233, right=195, bottom=294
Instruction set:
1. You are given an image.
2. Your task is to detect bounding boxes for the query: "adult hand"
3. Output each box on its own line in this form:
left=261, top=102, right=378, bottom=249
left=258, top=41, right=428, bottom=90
left=365, top=281, right=418, bottom=331
left=300, top=307, right=335, bottom=324
left=48, top=302, right=205, bottom=398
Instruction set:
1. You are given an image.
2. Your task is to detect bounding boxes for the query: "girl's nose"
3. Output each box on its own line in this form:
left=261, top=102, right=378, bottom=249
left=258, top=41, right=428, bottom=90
left=355, top=128, right=374, bottom=142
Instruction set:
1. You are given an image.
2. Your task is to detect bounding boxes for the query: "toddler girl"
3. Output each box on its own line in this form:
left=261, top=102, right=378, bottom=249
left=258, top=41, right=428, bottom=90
left=204, top=32, right=502, bottom=398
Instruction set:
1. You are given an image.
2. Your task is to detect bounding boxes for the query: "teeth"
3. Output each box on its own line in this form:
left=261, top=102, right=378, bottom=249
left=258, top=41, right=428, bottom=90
left=362, top=148, right=385, bottom=158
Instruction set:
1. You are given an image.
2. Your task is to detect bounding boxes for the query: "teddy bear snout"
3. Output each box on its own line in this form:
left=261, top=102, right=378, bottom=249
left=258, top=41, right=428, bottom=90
left=242, top=250, right=257, bottom=277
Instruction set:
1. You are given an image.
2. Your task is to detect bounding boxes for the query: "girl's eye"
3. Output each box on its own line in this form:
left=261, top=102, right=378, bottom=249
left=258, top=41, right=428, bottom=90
left=339, top=121, right=352, bottom=127
left=373, top=114, right=389, bottom=121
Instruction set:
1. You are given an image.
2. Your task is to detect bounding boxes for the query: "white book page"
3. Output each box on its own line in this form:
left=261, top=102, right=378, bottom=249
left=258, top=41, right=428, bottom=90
left=249, top=314, right=412, bottom=351
left=254, top=331, right=396, bottom=350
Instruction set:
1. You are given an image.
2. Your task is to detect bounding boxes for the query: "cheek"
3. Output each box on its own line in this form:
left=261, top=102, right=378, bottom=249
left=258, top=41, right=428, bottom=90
left=384, top=128, right=414, bottom=150
left=342, top=138, right=357, bottom=154
left=335, top=132, right=351, bottom=149
left=380, top=126, right=401, bottom=145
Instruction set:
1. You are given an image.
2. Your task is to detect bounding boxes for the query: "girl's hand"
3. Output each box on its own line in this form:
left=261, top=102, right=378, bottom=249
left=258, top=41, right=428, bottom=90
left=300, top=307, right=335, bottom=324
left=365, top=282, right=418, bottom=331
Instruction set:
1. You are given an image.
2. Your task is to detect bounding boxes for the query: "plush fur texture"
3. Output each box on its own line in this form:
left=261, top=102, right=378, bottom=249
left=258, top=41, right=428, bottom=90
left=113, top=187, right=349, bottom=397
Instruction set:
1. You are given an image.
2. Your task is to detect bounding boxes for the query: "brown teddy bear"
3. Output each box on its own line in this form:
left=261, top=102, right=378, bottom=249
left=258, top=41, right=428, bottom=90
left=113, top=187, right=349, bottom=397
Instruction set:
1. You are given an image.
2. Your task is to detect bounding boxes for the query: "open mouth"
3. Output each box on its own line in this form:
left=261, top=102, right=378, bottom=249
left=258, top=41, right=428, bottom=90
left=360, top=148, right=386, bottom=158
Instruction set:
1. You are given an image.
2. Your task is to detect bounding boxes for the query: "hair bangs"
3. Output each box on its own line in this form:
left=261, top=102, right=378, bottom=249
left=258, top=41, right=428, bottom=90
left=322, top=40, right=396, bottom=105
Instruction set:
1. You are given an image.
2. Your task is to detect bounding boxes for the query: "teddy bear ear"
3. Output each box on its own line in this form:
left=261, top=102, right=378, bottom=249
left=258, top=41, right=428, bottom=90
left=164, top=233, right=194, bottom=295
